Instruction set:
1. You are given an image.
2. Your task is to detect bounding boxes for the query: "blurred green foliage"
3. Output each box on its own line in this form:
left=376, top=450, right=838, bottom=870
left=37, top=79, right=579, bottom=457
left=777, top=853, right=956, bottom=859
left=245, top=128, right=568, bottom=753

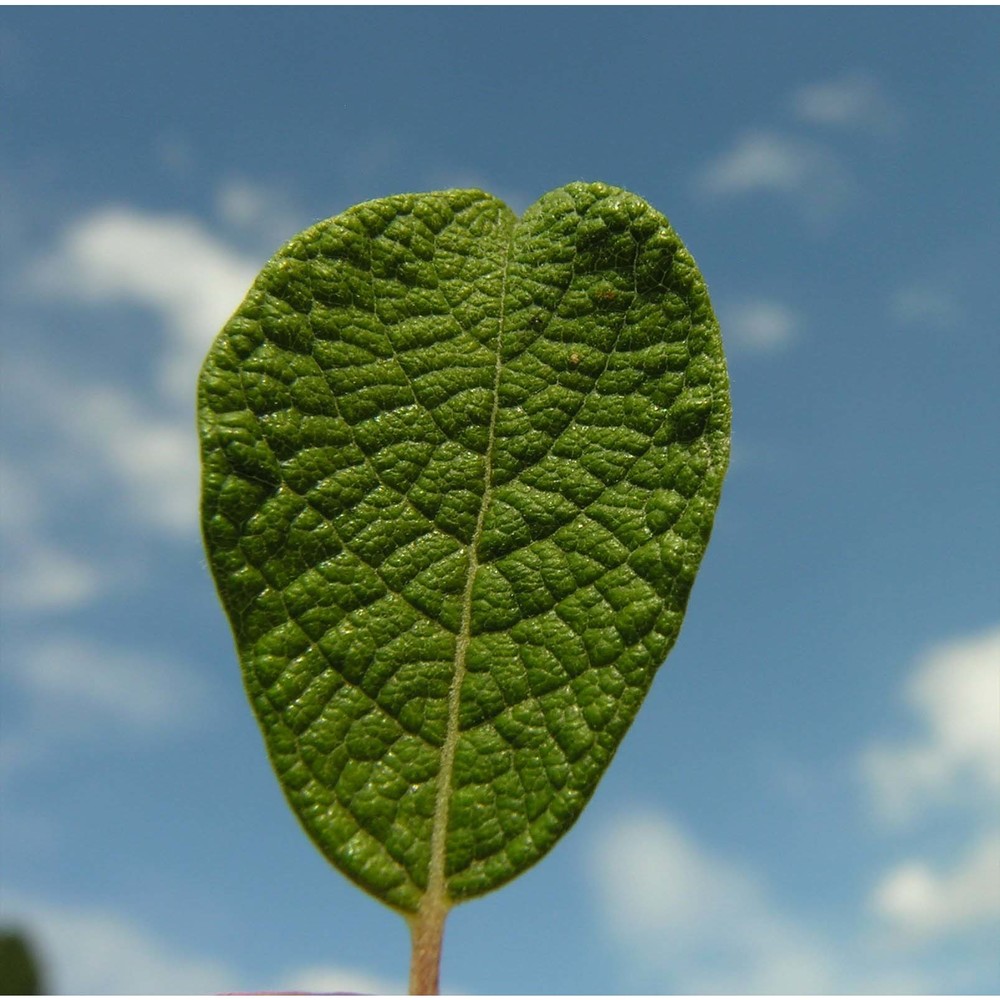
left=0, top=930, right=45, bottom=995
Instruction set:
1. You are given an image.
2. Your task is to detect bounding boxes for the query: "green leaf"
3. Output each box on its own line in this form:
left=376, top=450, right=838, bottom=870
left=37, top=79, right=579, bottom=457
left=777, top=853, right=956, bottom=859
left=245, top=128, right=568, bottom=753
left=199, top=182, right=730, bottom=920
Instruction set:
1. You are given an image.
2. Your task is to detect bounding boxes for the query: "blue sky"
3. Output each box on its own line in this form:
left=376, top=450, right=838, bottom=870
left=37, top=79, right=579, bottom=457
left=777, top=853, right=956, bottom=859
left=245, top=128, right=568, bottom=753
left=2, top=8, right=998, bottom=995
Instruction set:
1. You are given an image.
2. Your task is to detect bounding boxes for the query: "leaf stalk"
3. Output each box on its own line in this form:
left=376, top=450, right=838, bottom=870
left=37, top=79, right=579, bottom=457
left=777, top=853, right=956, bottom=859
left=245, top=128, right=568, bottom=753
left=408, top=902, right=449, bottom=995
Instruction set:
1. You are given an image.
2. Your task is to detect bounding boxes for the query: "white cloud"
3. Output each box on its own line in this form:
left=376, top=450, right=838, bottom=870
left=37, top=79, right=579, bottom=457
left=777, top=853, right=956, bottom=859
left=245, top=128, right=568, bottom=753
left=589, top=635, right=1000, bottom=994
left=871, top=831, right=1000, bottom=941
left=792, top=72, right=900, bottom=134
left=0, top=637, right=208, bottom=877
left=285, top=963, right=403, bottom=994
left=8, top=634, right=206, bottom=734
left=1, top=370, right=193, bottom=619
left=153, top=131, right=196, bottom=176
left=12, top=542, right=103, bottom=611
left=700, top=131, right=813, bottom=194
left=861, top=627, right=1000, bottom=825
left=0, top=206, right=255, bottom=618
left=696, top=130, right=851, bottom=221
left=723, top=298, right=798, bottom=351
left=6, top=361, right=198, bottom=536
left=589, top=811, right=837, bottom=993
left=857, top=628, right=1000, bottom=979
left=0, top=458, right=38, bottom=531
left=67, top=382, right=198, bottom=535
left=0, top=894, right=400, bottom=995
left=0, top=896, right=232, bottom=994
left=216, top=177, right=272, bottom=227
left=0, top=461, right=104, bottom=611
left=587, top=809, right=965, bottom=994
left=30, top=206, right=259, bottom=405
left=889, top=285, right=960, bottom=328
left=215, top=177, right=304, bottom=246
left=13, top=206, right=263, bottom=541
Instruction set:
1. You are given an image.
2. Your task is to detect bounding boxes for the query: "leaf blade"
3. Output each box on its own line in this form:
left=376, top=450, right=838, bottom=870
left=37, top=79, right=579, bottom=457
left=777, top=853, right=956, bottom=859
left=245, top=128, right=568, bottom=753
left=199, top=182, right=730, bottom=915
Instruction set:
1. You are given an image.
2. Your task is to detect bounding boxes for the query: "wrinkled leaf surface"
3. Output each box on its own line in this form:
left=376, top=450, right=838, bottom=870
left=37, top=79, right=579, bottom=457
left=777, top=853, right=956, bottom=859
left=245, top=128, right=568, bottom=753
left=199, top=182, right=730, bottom=913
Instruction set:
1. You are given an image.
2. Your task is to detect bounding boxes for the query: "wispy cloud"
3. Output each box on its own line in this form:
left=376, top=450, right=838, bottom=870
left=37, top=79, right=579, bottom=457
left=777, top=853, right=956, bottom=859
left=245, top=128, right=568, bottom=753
left=871, top=831, right=1000, bottom=942
left=1, top=633, right=208, bottom=780
left=11, top=635, right=206, bottom=731
left=860, top=626, right=1000, bottom=825
left=721, top=298, right=799, bottom=351
left=0, top=896, right=231, bottom=994
left=13, top=205, right=269, bottom=536
left=215, top=176, right=306, bottom=247
left=1, top=367, right=194, bottom=629
left=792, top=72, right=901, bottom=135
left=696, top=130, right=852, bottom=223
left=6, top=361, right=198, bottom=537
left=153, top=131, right=196, bottom=177
left=589, top=811, right=839, bottom=993
left=285, top=963, right=403, bottom=995
left=8, top=204, right=255, bottom=555
left=858, top=627, right=1000, bottom=982
left=58, top=382, right=198, bottom=536
left=0, top=461, right=103, bottom=611
left=587, top=805, right=993, bottom=994
left=696, top=72, right=897, bottom=225
left=3, top=203, right=265, bottom=618
left=29, top=207, right=259, bottom=406
left=0, top=894, right=402, bottom=995
left=591, top=630, right=1000, bottom=994
left=9, top=542, right=102, bottom=611
left=699, top=131, right=821, bottom=195
left=888, top=284, right=961, bottom=329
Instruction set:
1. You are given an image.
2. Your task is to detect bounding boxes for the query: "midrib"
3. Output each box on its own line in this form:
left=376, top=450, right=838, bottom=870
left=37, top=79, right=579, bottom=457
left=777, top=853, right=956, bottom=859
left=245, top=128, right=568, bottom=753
left=422, top=218, right=514, bottom=916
